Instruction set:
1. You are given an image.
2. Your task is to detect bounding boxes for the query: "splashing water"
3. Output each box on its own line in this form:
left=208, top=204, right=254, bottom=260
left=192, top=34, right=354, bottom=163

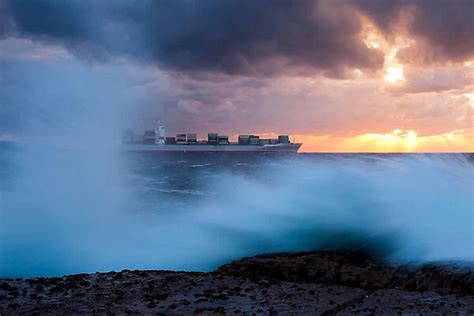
left=1, top=146, right=473, bottom=277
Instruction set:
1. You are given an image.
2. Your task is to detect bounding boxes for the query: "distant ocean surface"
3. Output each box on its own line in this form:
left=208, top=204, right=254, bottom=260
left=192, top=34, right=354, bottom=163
left=1, top=141, right=473, bottom=277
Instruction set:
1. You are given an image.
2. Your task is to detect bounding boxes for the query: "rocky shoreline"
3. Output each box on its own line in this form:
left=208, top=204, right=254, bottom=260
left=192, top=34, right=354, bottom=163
left=1, top=250, right=473, bottom=315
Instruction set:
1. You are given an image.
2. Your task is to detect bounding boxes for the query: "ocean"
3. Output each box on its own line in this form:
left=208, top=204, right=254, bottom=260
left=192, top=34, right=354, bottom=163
left=1, top=142, right=473, bottom=277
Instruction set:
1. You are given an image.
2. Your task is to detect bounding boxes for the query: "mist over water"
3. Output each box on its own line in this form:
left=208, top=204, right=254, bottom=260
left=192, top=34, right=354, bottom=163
left=1, top=0, right=472, bottom=285
left=1, top=145, right=473, bottom=277
left=2, top=1, right=473, bottom=280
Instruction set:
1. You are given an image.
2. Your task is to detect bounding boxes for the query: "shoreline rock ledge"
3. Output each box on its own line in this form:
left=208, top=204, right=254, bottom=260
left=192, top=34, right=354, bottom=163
left=1, top=250, right=473, bottom=314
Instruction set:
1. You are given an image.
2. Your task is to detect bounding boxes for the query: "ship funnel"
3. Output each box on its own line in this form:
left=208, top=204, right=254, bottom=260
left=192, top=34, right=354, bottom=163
left=155, top=120, right=166, bottom=144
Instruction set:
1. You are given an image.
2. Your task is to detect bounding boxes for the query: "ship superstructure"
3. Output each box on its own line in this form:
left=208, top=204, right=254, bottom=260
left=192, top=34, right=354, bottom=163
left=122, top=121, right=301, bottom=153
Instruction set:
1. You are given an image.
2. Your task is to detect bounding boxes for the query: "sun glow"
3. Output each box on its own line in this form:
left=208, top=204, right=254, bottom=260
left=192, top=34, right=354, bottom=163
left=462, top=93, right=474, bottom=108
left=384, top=66, right=405, bottom=83
left=295, top=129, right=472, bottom=152
left=361, top=22, right=412, bottom=85
left=366, top=41, right=380, bottom=49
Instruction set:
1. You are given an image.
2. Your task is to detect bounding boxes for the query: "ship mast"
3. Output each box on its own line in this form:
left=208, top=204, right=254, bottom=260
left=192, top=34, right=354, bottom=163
left=154, top=120, right=166, bottom=145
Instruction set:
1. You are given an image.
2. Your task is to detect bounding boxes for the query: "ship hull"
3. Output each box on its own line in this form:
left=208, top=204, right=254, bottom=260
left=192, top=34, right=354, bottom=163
left=123, top=143, right=302, bottom=153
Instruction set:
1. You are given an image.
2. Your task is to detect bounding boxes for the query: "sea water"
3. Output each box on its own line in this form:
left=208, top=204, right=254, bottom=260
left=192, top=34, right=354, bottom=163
left=1, top=142, right=473, bottom=277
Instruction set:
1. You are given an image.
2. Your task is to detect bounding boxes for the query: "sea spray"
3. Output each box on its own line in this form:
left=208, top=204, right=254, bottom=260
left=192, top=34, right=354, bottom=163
left=1, top=150, right=473, bottom=277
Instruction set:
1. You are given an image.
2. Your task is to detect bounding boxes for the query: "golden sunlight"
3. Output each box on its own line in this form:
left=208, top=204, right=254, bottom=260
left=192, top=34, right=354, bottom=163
left=295, top=129, right=472, bottom=153
left=384, top=66, right=405, bottom=83
left=462, top=93, right=474, bottom=108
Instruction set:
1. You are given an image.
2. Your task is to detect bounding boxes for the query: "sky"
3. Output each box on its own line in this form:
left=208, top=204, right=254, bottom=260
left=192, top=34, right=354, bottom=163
left=0, top=0, right=473, bottom=152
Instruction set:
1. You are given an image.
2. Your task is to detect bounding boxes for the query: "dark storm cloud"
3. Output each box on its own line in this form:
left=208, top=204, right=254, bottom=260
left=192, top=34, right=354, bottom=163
left=1, top=0, right=142, bottom=61
left=5, top=0, right=87, bottom=39
left=2, top=0, right=473, bottom=75
left=1, top=0, right=385, bottom=77
left=354, top=0, right=474, bottom=64
left=145, top=0, right=385, bottom=77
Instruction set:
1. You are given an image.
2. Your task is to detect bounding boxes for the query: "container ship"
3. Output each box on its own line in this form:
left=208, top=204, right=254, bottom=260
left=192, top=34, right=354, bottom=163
left=122, top=121, right=302, bottom=153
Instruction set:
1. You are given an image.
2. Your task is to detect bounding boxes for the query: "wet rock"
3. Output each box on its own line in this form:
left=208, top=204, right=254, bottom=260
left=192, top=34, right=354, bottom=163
left=217, top=250, right=400, bottom=290
left=0, top=251, right=472, bottom=314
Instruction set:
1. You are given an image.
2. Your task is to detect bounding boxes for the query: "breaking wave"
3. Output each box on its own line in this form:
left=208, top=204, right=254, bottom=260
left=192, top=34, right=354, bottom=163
left=1, top=146, right=473, bottom=277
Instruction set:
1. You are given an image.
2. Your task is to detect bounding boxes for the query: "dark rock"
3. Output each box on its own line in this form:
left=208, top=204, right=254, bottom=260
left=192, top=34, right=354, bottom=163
left=217, top=250, right=399, bottom=290
left=217, top=250, right=474, bottom=295
left=1, top=250, right=473, bottom=314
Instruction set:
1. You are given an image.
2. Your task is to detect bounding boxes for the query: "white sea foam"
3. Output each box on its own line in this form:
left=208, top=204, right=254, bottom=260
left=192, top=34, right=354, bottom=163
left=188, top=163, right=213, bottom=168
left=1, top=150, right=472, bottom=277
